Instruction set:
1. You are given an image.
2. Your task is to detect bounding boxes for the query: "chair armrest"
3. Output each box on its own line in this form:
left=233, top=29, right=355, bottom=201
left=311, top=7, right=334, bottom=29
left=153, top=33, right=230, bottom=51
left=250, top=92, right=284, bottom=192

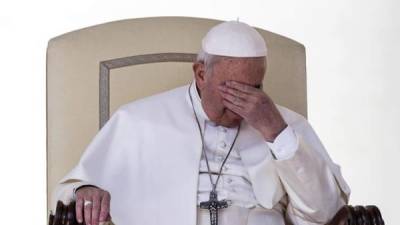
left=48, top=201, right=384, bottom=225
left=48, top=200, right=114, bottom=225
left=49, top=200, right=80, bottom=225
left=326, top=205, right=385, bottom=225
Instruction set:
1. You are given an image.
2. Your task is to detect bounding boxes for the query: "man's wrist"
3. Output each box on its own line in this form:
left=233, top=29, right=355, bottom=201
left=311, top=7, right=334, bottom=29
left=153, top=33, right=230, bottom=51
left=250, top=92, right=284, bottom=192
left=74, top=184, right=98, bottom=194
left=73, top=184, right=99, bottom=200
left=262, top=122, right=288, bottom=142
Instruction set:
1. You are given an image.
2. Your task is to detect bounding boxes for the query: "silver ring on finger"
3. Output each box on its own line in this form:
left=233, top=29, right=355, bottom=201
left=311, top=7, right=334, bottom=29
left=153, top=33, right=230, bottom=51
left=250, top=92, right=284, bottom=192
left=84, top=200, right=93, bottom=207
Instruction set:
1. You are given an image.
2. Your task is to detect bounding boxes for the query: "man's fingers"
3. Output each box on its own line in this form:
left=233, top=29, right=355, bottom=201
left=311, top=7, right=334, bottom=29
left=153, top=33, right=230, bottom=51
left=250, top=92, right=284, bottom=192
left=219, top=85, right=250, bottom=100
left=75, top=195, right=84, bottom=223
left=99, top=193, right=111, bottom=222
left=226, top=81, right=259, bottom=94
left=220, top=91, right=247, bottom=107
left=84, top=197, right=93, bottom=225
left=91, top=195, right=101, bottom=225
left=74, top=187, right=112, bottom=225
left=222, top=99, right=245, bottom=117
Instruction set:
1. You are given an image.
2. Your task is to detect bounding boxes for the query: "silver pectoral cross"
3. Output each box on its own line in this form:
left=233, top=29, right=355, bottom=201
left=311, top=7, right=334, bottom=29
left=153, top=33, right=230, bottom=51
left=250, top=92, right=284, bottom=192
left=199, top=191, right=229, bottom=225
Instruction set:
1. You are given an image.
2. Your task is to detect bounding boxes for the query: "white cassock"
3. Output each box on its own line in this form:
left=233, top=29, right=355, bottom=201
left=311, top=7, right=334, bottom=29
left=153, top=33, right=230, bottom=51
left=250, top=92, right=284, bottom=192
left=52, top=80, right=351, bottom=225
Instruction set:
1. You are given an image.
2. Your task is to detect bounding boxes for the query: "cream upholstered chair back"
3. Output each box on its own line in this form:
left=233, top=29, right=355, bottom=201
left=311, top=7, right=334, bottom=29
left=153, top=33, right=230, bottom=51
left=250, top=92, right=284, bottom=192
left=46, top=16, right=307, bottom=212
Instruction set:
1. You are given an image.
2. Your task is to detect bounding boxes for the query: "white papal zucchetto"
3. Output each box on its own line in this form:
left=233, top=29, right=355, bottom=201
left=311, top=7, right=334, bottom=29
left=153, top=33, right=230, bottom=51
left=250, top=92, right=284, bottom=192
left=201, top=20, right=268, bottom=57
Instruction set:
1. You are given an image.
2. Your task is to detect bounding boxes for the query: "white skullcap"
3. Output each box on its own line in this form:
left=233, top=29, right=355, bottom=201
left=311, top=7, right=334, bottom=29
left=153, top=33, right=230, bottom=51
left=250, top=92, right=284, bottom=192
left=201, top=20, right=267, bottom=57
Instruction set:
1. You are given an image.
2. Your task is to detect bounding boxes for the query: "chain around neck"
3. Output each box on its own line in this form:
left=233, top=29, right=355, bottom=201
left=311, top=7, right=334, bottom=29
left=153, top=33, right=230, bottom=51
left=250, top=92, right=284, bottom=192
left=187, top=81, right=241, bottom=193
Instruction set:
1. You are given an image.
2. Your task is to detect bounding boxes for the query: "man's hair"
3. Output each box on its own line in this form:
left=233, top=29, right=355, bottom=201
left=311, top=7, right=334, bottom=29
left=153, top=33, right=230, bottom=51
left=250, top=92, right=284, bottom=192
left=195, top=49, right=222, bottom=73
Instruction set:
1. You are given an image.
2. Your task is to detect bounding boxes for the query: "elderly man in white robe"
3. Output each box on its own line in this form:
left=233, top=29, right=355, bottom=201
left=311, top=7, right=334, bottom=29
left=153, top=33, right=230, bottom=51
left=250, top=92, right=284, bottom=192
left=52, top=21, right=351, bottom=225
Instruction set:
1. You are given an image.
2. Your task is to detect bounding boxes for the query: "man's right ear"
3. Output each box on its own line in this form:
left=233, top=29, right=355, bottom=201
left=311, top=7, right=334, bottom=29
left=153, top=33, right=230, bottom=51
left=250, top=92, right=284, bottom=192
left=192, top=62, right=206, bottom=84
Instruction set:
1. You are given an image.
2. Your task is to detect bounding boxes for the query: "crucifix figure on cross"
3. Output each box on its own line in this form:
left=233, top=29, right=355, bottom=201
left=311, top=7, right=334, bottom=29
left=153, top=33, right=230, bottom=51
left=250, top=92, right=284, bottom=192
left=199, top=191, right=229, bottom=225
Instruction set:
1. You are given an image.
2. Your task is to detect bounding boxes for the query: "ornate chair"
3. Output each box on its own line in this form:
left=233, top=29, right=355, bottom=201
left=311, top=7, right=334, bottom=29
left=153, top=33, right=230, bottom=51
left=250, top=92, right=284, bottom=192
left=46, top=16, right=384, bottom=225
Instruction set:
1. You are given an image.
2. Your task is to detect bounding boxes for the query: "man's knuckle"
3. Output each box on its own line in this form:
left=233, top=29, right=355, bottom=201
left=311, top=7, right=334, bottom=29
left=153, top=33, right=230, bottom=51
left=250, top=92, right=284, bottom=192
left=100, top=211, right=107, bottom=218
left=104, top=192, right=111, bottom=200
left=93, top=192, right=101, bottom=198
left=76, top=191, right=84, bottom=198
left=100, top=207, right=109, bottom=214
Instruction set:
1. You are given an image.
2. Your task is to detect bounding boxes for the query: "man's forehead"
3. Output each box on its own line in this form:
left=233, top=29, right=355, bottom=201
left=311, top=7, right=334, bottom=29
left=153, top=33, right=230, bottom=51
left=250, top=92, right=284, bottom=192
left=215, top=56, right=267, bottom=71
left=213, top=57, right=266, bottom=71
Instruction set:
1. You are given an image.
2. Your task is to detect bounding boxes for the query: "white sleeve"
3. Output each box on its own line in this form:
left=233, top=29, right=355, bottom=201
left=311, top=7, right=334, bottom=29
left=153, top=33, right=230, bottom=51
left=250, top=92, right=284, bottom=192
left=266, top=125, right=299, bottom=160
left=50, top=106, right=131, bottom=214
left=267, top=119, right=350, bottom=224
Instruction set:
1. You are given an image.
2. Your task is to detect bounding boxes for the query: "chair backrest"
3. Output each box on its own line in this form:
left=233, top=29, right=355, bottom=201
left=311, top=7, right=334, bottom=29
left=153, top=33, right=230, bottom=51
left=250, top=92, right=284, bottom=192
left=46, top=16, right=307, bottom=211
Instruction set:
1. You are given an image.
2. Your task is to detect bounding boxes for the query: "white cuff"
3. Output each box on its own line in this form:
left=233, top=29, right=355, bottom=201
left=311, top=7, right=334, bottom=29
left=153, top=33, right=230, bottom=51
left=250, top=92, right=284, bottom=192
left=51, top=180, right=93, bottom=212
left=72, top=181, right=95, bottom=200
left=266, top=125, right=299, bottom=160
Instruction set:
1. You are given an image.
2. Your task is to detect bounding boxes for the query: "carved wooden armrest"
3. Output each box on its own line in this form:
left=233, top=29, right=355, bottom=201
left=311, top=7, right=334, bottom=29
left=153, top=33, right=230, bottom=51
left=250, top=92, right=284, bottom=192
left=49, top=201, right=114, bottom=225
left=49, top=201, right=384, bottom=225
left=49, top=200, right=82, bottom=225
left=326, top=205, right=385, bottom=225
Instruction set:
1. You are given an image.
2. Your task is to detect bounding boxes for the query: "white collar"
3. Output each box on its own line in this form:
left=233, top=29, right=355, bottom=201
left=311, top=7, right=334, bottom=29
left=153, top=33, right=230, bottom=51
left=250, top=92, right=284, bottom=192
left=187, top=79, right=217, bottom=133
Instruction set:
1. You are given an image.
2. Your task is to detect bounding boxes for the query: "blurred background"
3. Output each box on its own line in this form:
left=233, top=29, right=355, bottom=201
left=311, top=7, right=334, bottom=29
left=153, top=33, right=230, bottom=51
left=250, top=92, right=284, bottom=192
left=0, top=0, right=398, bottom=224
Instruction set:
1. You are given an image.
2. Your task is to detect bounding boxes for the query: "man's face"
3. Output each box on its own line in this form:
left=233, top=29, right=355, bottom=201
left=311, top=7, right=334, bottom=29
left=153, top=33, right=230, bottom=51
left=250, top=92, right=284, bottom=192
left=193, top=56, right=266, bottom=128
